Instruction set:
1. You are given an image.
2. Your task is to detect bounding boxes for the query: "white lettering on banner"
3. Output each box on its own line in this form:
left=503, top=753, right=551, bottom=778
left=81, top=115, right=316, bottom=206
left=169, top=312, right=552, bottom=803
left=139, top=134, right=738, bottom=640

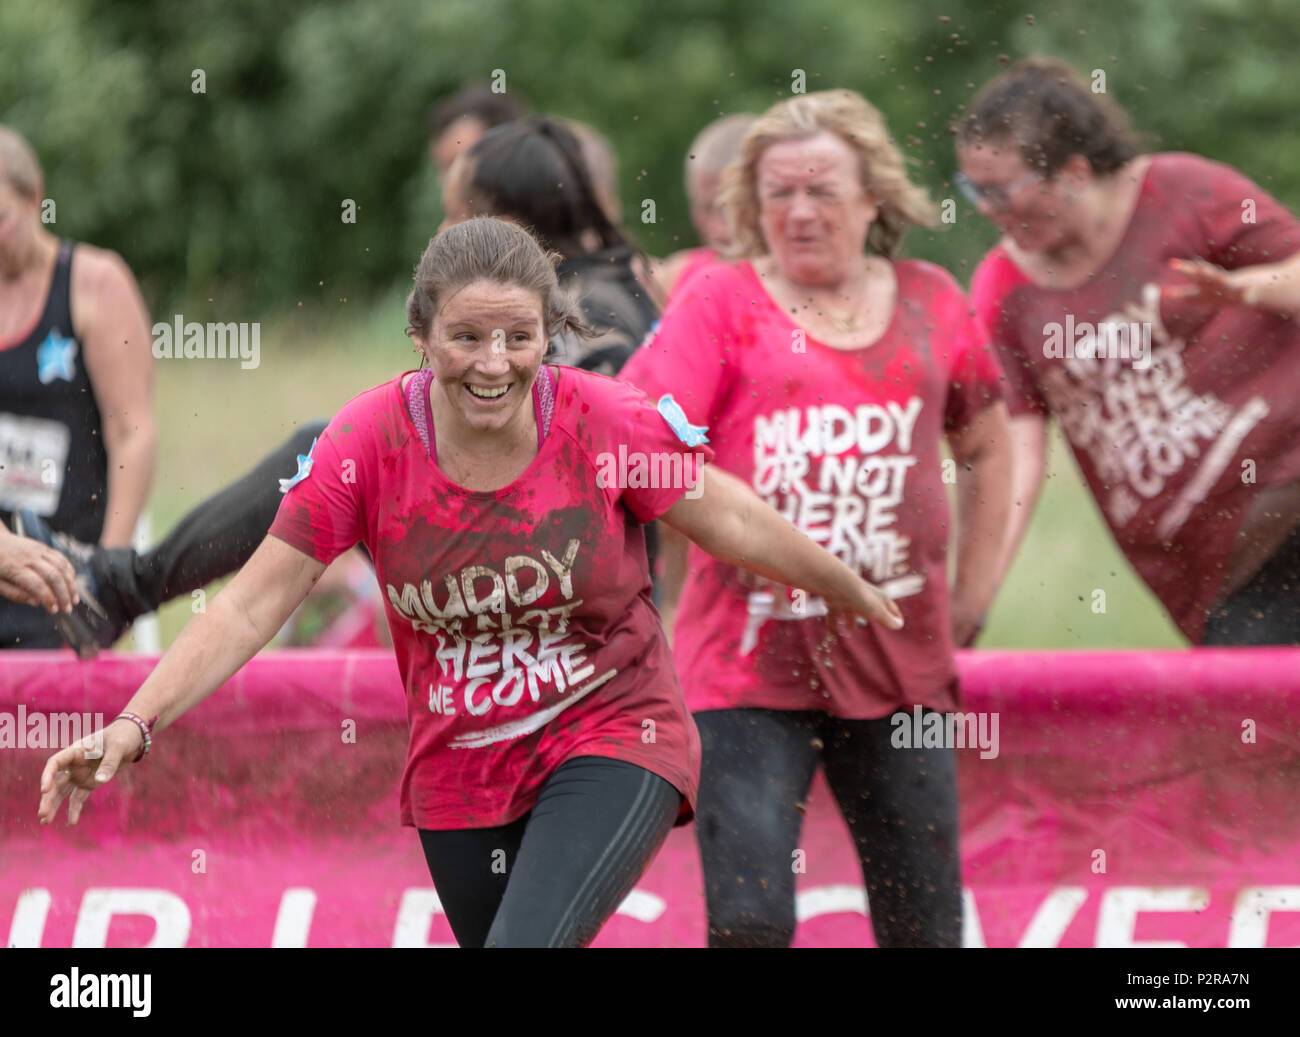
left=391, top=887, right=666, bottom=948
left=270, top=888, right=317, bottom=948
left=1039, top=284, right=1264, bottom=538
left=385, top=539, right=609, bottom=747
left=15, top=884, right=1293, bottom=946
left=748, top=398, right=926, bottom=634
left=1094, top=887, right=1211, bottom=947
left=70, top=889, right=191, bottom=947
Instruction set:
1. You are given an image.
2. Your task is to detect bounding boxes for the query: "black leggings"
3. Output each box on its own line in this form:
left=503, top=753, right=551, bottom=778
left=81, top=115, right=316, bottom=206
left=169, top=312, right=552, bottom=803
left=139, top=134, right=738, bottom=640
left=694, top=707, right=962, bottom=948
left=418, top=756, right=681, bottom=947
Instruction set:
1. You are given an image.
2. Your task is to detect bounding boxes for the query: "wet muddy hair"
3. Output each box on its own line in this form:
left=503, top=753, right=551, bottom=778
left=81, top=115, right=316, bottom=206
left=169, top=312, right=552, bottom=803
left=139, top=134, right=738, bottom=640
left=405, top=217, right=591, bottom=352
left=956, top=57, right=1139, bottom=176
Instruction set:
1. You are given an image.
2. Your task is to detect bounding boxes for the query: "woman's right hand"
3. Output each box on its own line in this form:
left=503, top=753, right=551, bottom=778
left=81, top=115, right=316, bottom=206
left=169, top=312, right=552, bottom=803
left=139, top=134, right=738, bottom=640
left=37, top=719, right=143, bottom=826
left=822, top=575, right=905, bottom=632
left=0, top=524, right=79, bottom=613
left=663, top=466, right=906, bottom=633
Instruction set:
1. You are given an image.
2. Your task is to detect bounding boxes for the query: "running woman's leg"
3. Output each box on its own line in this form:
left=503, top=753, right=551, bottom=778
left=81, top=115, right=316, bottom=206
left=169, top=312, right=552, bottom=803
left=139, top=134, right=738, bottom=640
left=484, top=756, right=681, bottom=947
left=693, top=708, right=820, bottom=948
left=417, top=817, right=528, bottom=948
left=820, top=709, right=962, bottom=948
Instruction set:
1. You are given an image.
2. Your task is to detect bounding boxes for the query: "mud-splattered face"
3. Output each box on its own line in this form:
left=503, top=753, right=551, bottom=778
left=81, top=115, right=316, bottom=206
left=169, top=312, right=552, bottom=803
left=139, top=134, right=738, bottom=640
left=955, top=139, right=1074, bottom=255
left=418, top=279, right=547, bottom=440
left=755, top=131, right=878, bottom=288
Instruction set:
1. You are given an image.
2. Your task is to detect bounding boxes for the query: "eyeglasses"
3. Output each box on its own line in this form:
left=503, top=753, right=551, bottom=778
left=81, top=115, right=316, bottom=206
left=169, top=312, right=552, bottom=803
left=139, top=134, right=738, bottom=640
left=953, top=170, right=1045, bottom=210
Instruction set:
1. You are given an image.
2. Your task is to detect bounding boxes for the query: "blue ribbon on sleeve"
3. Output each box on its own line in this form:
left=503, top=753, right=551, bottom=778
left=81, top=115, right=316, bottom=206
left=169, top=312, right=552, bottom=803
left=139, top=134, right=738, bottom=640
left=657, top=394, right=709, bottom=446
left=278, top=437, right=318, bottom=494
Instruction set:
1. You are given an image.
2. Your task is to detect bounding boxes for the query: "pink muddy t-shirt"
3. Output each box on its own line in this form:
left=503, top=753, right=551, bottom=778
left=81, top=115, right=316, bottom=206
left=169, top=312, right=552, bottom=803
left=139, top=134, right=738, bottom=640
left=971, top=152, right=1300, bottom=643
left=269, top=366, right=711, bottom=830
left=621, top=258, right=1004, bottom=718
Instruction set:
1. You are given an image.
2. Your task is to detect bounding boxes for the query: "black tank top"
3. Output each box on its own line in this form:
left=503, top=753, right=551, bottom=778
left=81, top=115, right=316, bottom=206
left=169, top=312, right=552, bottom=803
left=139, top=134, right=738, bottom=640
left=0, top=240, right=108, bottom=543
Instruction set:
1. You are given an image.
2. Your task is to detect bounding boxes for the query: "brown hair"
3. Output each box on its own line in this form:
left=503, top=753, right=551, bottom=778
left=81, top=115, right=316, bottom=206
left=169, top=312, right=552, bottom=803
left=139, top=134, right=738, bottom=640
left=957, top=57, right=1140, bottom=176
left=720, top=89, right=937, bottom=259
left=405, top=217, right=590, bottom=349
left=0, top=126, right=43, bottom=201
left=426, top=85, right=527, bottom=140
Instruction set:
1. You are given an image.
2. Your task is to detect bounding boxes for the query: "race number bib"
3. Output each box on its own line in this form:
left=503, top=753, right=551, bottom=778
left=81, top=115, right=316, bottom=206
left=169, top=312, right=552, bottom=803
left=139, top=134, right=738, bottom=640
left=0, top=412, right=70, bottom=516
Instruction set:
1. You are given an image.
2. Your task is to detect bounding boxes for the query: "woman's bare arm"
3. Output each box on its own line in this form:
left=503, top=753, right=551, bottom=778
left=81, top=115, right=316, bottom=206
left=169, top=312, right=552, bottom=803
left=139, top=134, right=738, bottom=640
left=660, top=465, right=903, bottom=628
left=947, top=402, right=1014, bottom=646
left=38, top=535, right=327, bottom=824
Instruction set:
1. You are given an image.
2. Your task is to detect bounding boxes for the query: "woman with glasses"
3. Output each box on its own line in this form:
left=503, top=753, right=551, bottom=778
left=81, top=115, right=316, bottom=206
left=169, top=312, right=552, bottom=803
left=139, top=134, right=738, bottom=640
left=958, top=56, right=1300, bottom=645
left=622, top=89, right=1011, bottom=947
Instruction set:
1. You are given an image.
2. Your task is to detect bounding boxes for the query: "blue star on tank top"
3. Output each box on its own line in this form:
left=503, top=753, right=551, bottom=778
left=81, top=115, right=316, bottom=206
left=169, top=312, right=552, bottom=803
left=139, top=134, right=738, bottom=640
left=37, top=329, right=78, bottom=384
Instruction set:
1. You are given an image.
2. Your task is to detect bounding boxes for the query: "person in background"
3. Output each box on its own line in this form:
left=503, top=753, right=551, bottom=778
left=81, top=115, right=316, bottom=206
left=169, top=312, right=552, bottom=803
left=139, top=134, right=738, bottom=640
left=650, top=113, right=758, bottom=622
left=622, top=89, right=1011, bottom=947
left=426, top=85, right=530, bottom=181
left=566, top=119, right=622, bottom=229
left=0, top=125, right=156, bottom=649
left=653, top=113, right=757, bottom=299
left=958, top=57, right=1300, bottom=645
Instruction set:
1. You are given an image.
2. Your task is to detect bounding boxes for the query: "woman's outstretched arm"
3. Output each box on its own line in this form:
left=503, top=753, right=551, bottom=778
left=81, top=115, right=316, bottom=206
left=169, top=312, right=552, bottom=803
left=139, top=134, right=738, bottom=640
left=37, top=535, right=327, bottom=825
left=659, top=465, right=904, bottom=629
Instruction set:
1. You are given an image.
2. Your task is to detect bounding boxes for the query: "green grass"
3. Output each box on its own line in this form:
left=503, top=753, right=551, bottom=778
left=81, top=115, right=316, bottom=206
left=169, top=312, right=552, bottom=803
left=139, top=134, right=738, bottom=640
left=145, top=288, right=411, bottom=648
left=979, top=427, right=1184, bottom=650
left=139, top=293, right=1185, bottom=651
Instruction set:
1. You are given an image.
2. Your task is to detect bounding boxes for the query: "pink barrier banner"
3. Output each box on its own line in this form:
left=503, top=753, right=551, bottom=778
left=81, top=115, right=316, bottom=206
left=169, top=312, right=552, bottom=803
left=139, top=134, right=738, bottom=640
left=3, top=648, right=1299, bottom=947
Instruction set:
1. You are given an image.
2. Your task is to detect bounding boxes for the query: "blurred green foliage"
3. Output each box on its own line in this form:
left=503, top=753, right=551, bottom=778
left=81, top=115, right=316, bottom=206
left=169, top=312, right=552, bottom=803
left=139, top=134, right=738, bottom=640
left=3, top=0, right=1298, bottom=316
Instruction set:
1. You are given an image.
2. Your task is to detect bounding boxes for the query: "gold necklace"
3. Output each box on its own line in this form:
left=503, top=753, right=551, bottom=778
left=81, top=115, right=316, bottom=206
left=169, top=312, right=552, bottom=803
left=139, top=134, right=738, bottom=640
left=820, top=269, right=871, bottom=332
left=826, top=307, right=860, bottom=332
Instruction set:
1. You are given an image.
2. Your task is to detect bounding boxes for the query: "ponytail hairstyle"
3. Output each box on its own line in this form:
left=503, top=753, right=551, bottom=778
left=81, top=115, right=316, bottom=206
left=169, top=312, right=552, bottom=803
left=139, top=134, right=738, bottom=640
left=456, top=117, right=632, bottom=260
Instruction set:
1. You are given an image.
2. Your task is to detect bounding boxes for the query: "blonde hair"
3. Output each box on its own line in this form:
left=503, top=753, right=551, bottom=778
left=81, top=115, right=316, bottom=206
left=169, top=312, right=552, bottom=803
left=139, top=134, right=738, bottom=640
left=720, top=89, right=936, bottom=258
left=0, top=126, right=43, bottom=200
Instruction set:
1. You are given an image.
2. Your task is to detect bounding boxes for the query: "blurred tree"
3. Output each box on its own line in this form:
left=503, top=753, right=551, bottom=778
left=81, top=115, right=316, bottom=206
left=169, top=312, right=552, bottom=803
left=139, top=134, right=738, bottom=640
left=2, top=0, right=1296, bottom=319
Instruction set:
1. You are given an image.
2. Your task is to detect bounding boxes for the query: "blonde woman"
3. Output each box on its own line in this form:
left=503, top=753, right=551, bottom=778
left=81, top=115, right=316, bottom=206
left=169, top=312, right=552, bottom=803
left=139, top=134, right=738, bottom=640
left=622, top=89, right=1012, bottom=947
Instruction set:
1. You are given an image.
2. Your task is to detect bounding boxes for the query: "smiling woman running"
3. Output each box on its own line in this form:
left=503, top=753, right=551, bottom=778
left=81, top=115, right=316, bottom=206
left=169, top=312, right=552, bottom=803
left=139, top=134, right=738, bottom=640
left=37, top=217, right=903, bottom=948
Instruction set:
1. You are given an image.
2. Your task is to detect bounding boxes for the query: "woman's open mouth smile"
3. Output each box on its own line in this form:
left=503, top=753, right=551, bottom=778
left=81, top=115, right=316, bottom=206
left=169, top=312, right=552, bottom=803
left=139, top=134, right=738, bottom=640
left=465, top=383, right=513, bottom=403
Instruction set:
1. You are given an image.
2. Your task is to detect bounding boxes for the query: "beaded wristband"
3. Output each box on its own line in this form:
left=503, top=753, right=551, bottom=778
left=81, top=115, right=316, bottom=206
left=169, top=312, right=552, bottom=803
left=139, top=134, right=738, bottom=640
left=116, top=712, right=156, bottom=763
